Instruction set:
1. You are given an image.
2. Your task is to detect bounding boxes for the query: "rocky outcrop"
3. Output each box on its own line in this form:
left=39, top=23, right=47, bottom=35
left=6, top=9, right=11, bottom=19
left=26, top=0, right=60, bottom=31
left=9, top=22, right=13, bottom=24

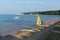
left=0, top=19, right=60, bottom=40
left=0, top=35, right=20, bottom=40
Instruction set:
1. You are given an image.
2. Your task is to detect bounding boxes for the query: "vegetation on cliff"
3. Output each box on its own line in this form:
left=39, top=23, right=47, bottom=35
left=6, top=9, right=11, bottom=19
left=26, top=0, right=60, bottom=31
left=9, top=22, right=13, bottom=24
left=24, top=10, right=60, bottom=15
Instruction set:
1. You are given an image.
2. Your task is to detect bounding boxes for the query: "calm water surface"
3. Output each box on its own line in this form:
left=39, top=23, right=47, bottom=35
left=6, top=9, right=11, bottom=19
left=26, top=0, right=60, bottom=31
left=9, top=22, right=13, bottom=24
left=0, top=15, right=60, bottom=35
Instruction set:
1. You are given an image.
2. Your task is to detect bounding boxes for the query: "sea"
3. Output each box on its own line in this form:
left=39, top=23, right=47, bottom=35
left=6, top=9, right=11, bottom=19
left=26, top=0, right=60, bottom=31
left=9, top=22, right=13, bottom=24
left=0, top=14, right=60, bottom=36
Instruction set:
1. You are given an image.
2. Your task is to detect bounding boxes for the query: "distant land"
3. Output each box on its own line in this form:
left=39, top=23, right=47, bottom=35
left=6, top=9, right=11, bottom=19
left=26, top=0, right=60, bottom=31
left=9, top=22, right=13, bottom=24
left=23, top=10, right=60, bottom=15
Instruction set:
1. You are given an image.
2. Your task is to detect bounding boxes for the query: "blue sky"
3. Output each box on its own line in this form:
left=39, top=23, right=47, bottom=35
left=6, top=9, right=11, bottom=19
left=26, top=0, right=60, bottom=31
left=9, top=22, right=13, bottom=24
left=0, top=0, right=60, bottom=14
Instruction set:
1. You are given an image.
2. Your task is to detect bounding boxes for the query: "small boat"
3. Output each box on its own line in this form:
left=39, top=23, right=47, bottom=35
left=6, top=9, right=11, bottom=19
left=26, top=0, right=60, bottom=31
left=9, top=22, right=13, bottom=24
left=14, top=16, right=19, bottom=19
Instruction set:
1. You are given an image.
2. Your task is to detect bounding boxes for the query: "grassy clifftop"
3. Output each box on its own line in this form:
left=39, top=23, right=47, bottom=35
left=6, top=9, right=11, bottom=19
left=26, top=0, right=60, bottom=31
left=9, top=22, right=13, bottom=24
left=24, top=10, right=60, bottom=15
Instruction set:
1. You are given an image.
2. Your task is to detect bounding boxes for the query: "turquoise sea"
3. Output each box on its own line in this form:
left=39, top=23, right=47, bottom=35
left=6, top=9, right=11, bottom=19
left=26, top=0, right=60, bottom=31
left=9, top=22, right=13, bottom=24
left=0, top=15, right=60, bottom=36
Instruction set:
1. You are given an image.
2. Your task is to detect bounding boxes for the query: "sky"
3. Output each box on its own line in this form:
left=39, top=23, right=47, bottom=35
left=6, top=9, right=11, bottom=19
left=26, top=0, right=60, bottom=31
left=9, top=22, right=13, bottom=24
left=0, top=0, right=60, bottom=14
